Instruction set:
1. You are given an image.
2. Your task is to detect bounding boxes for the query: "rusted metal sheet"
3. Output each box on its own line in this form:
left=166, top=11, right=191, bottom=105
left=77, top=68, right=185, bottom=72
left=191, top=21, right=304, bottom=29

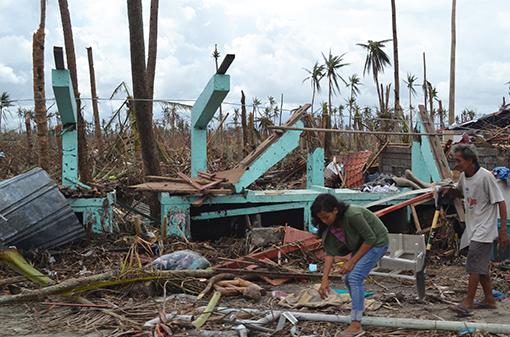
left=0, top=168, right=84, bottom=250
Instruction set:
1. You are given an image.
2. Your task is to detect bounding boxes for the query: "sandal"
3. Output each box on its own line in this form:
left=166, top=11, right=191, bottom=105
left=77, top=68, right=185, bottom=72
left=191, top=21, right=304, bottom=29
left=474, top=301, right=496, bottom=310
left=450, top=304, right=473, bottom=317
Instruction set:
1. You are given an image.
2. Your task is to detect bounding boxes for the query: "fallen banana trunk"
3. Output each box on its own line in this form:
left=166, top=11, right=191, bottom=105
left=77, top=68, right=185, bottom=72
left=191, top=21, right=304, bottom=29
left=0, top=269, right=214, bottom=305
left=0, top=248, right=54, bottom=286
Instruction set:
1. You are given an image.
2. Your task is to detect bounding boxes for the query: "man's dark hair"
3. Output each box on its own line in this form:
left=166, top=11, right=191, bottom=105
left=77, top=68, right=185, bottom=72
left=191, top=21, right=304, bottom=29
left=453, top=144, right=479, bottom=166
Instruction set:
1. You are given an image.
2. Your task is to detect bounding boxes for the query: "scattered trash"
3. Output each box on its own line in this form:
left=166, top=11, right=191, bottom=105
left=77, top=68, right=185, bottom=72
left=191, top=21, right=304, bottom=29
left=334, top=289, right=374, bottom=298
left=149, top=250, right=211, bottom=270
left=492, top=289, right=506, bottom=301
left=362, top=184, right=399, bottom=193
left=271, top=290, right=289, bottom=299
left=458, top=327, right=476, bottom=336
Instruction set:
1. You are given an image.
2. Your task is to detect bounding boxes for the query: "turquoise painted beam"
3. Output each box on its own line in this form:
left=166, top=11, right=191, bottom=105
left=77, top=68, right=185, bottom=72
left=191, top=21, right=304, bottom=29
left=52, top=69, right=77, bottom=125
left=192, top=75, right=230, bottom=128
left=61, top=129, right=78, bottom=187
left=192, top=202, right=306, bottom=221
left=233, top=120, right=304, bottom=193
left=160, top=189, right=416, bottom=207
left=191, top=74, right=230, bottom=177
left=412, top=113, right=441, bottom=182
left=307, top=147, right=324, bottom=188
left=411, top=140, right=431, bottom=183
left=52, top=68, right=78, bottom=188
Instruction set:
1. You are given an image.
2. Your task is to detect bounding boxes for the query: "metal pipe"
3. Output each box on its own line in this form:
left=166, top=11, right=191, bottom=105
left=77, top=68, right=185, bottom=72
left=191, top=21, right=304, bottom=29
left=210, top=308, right=510, bottom=334
left=268, top=125, right=459, bottom=137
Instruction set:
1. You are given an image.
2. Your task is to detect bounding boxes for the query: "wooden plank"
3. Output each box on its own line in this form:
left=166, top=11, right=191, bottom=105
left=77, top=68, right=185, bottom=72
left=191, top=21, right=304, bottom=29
left=373, top=192, right=434, bottom=218
left=130, top=182, right=232, bottom=195
left=411, top=205, right=422, bottom=232
left=215, top=104, right=310, bottom=184
left=177, top=172, right=203, bottom=190
left=364, top=188, right=433, bottom=209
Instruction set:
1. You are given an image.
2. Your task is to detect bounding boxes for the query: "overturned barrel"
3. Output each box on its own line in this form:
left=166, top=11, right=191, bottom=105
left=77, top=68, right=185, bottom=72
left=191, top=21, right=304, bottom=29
left=0, top=168, right=84, bottom=250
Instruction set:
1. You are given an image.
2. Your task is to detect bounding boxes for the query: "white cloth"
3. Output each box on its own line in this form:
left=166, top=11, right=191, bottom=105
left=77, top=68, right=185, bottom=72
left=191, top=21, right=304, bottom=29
left=457, top=167, right=504, bottom=249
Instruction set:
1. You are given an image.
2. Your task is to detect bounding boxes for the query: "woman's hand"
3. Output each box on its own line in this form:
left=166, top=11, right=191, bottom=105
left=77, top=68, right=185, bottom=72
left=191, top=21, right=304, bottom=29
left=319, top=278, right=330, bottom=299
left=340, top=259, right=354, bottom=274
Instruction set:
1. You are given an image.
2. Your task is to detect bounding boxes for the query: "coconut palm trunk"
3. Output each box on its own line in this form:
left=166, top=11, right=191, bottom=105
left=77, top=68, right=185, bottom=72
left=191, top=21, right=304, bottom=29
left=240, top=90, right=248, bottom=154
left=58, top=0, right=91, bottom=182
left=391, top=0, right=401, bottom=115
left=448, top=0, right=457, bottom=126
left=373, top=64, right=383, bottom=114
left=126, top=0, right=161, bottom=176
left=86, top=47, right=102, bottom=150
left=409, top=86, right=413, bottom=130
left=32, top=0, right=49, bottom=171
left=349, top=86, right=354, bottom=129
left=146, top=0, right=158, bottom=113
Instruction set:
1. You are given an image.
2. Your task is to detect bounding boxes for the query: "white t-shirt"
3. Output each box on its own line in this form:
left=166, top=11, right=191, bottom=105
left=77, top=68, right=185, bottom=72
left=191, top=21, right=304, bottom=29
left=457, top=167, right=504, bottom=248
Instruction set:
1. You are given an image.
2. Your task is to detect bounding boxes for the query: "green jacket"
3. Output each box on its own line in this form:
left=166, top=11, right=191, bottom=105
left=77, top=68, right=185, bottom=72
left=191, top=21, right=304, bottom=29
left=322, top=205, right=389, bottom=256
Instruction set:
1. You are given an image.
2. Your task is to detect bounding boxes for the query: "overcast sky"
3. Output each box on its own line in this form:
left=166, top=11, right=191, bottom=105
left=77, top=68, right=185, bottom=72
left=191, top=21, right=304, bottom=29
left=1, top=0, right=509, bottom=129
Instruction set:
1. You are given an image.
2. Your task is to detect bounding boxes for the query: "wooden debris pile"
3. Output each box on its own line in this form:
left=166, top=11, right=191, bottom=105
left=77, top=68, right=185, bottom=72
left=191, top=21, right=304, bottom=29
left=131, top=171, right=233, bottom=195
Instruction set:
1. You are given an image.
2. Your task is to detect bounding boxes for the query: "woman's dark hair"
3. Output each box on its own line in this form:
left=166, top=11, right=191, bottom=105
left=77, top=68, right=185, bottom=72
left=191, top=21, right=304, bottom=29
left=311, top=193, right=349, bottom=237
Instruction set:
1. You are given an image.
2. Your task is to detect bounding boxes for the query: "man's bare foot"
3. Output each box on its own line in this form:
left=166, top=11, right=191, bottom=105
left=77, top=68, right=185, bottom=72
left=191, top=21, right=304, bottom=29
left=337, top=322, right=364, bottom=337
left=461, top=299, right=475, bottom=310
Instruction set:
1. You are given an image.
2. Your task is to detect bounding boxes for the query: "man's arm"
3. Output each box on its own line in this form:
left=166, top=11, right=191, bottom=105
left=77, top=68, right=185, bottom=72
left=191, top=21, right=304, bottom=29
left=498, top=201, right=508, bottom=246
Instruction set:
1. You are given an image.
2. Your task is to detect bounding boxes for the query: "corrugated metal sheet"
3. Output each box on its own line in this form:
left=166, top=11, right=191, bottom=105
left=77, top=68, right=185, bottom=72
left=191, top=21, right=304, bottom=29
left=0, top=167, right=84, bottom=250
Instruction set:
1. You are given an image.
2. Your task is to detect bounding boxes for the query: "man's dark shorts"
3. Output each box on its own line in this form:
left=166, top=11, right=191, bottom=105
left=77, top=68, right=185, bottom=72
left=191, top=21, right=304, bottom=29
left=466, top=241, right=493, bottom=275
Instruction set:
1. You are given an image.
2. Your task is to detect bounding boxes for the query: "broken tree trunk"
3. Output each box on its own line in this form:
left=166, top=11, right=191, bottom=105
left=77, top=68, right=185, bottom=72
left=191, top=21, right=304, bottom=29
left=24, top=110, right=33, bottom=164
left=240, top=90, right=248, bottom=154
left=145, top=0, right=159, bottom=115
left=86, top=46, right=103, bottom=151
left=32, top=0, right=49, bottom=171
left=127, top=0, right=162, bottom=218
left=0, top=269, right=214, bottom=305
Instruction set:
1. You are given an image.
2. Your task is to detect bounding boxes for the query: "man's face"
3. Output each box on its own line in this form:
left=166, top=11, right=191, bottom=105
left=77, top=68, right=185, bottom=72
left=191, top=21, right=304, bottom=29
left=454, top=152, right=472, bottom=172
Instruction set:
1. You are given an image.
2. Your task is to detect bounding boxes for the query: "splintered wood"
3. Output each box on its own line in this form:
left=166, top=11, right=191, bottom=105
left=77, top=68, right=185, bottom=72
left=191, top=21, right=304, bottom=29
left=131, top=171, right=231, bottom=195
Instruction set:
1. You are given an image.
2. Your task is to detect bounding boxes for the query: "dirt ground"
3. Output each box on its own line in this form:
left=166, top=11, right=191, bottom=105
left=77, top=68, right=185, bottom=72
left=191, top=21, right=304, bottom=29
left=1, top=236, right=510, bottom=337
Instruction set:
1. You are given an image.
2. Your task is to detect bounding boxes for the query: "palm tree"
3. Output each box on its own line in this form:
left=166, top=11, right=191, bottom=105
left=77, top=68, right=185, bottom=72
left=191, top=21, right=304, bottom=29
left=127, top=0, right=161, bottom=178
left=302, top=61, right=325, bottom=115
left=322, top=51, right=348, bottom=120
left=346, top=74, right=362, bottom=128
left=33, top=0, right=49, bottom=171
left=357, top=39, right=392, bottom=114
left=448, top=0, right=457, bottom=126
left=403, top=73, right=418, bottom=129
left=0, top=92, right=13, bottom=131
left=322, top=51, right=348, bottom=158
left=391, top=0, right=401, bottom=116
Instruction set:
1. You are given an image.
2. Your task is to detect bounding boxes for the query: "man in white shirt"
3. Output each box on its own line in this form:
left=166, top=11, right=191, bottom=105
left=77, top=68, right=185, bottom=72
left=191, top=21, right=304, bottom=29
left=445, top=144, right=508, bottom=314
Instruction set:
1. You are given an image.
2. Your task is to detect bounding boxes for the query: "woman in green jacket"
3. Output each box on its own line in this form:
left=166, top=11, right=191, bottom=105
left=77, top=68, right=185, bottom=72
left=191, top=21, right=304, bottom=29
left=311, top=193, right=389, bottom=337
